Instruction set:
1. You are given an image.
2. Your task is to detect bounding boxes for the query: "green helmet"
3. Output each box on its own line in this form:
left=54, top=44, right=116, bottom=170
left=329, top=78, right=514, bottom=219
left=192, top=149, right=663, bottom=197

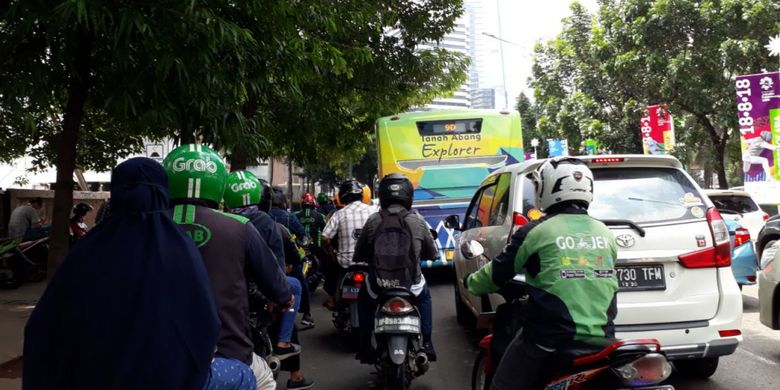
left=224, top=170, right=261, bottom=209
left=163, top=144, right=227, bottom=204
left=317, top=192, right=329, bottom=204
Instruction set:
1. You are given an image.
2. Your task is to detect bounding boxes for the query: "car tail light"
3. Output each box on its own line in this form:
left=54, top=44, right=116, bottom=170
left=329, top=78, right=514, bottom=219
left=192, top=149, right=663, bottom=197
left=613, top=353, right=672, bottom=387
left=734, top=227, right=750, bottom=247
left=513, top=212, right=528, bottom=228
left=352, top=272, right=365, bottom=283
left=763, top=212, right=770, bottom=221
left=592, top=157, right=625, bottom=164
left=718, top=329, right=741, bottom=337
left=381, top=297, right=414, bottom=315
left=680, top=207, right=732, bottom=268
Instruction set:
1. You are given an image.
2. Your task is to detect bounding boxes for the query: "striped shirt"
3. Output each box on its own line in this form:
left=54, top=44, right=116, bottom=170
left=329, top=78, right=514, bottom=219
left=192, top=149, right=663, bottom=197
left=322, top=201, right=376, bottom=267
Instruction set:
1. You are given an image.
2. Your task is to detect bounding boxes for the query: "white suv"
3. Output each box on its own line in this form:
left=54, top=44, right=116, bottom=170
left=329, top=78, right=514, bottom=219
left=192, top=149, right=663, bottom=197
left=449, top=155, right=743, bottom=378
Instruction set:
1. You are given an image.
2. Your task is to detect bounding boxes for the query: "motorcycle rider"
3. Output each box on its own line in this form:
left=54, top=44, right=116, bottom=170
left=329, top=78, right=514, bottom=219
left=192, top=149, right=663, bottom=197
left=321, top=179, right=376, bottom=309
left=6, top=197, right=48, bottom=239
left=268, top=187, right=306, bottom=238
left=295, top=193, right=327, bottom=329
left=164, top=144, right=294, bottom=390
left=316, top=192, right=335, bottom=217
left=353, top=173, right=439, bottom=361
left=223, top=170, right=314, bottom=390
left=465, top=157, right=618, bottom=390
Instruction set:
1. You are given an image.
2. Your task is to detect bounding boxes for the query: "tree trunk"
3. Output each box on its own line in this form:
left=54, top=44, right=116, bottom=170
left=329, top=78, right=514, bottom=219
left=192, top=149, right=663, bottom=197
left=287, top=158, right=293, bottom=207
left=47, top=27, right=93, bottom=275
left=231, top=145, right=248, bottom=171
left=696, top=114, right=729, bottom=189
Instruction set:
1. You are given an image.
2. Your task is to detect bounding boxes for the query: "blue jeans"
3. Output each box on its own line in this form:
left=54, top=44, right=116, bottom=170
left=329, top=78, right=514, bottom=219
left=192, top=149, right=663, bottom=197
left=202, top=357, right=256, bottom=390
left=279, top=276, right=301, bottom=343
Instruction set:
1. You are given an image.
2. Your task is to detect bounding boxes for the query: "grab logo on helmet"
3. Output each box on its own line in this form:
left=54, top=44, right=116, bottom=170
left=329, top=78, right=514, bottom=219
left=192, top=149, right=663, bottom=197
left=230, top=180, right=257, bottom=192
left=171, top=157, right=219, bottom=173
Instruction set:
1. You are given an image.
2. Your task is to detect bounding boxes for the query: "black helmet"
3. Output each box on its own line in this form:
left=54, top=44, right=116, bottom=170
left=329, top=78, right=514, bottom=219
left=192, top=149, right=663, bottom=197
left=73, top=202, right=93, bottom=217
left=338, top=179, right=363, bottom=205
left=378, top=173, right=413, bottom=210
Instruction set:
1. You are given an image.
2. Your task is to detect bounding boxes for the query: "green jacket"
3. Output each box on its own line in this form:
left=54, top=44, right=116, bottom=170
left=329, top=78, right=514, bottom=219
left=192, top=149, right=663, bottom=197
left=467, top=205, right=618, bottom=345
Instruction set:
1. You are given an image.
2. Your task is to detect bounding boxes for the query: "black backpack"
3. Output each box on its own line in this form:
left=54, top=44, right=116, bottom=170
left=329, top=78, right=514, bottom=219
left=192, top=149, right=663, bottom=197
left=372, top=209, right=417, bottom=290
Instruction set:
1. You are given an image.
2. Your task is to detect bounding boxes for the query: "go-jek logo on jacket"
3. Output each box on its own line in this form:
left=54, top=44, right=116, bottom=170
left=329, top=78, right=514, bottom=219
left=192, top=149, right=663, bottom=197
left=230, top=181, right=257, bottom=192
left=171, top=158, right=218, bottom=173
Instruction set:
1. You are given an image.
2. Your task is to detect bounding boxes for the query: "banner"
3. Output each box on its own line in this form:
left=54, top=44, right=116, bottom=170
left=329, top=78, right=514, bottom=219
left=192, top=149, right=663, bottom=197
left=640, top=105, right=674, bottom=155
left=584, top=139, right=598, bottom=155
left=736, top=72, right=780, bottom=182
left=547, top=139, right=569, bottom=157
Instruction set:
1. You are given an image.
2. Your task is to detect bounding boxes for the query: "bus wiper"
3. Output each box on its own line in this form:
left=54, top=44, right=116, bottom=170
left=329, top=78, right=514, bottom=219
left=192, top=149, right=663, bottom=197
left=600, top=219, right=646, bottom=237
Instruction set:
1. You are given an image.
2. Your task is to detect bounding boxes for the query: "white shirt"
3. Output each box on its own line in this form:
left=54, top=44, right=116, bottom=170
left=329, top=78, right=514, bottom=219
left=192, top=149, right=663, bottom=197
left=322, top=201, right=376, bottom=267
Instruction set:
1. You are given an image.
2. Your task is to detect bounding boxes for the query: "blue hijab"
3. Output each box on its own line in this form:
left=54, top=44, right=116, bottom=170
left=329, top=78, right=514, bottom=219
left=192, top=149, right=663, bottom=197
left=23, top=157, right=220, bottom=390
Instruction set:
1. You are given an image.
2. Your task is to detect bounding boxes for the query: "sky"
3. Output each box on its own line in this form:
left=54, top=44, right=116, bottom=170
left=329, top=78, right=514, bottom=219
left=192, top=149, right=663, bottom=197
left=474, top=0, right=599, bottom=108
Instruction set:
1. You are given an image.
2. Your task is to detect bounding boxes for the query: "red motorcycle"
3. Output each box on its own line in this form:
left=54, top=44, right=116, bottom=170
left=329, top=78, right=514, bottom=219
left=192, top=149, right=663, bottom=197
left=461, top=240, right=674, bottom=390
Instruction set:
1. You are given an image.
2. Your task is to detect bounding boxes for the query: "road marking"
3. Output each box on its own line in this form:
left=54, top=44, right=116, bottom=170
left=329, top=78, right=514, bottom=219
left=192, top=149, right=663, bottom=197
left=737, top=347, right=777, bottom=366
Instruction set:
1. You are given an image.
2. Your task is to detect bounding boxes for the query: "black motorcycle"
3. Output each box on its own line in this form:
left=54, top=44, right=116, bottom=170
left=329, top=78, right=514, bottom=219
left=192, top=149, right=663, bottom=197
left=367, top=287, right=430, bottom=390
left=248, top=286, right=281, bottom=376
left=0, top=235, right=49, bottom=289
left=332, top=263, right=369, bottom=342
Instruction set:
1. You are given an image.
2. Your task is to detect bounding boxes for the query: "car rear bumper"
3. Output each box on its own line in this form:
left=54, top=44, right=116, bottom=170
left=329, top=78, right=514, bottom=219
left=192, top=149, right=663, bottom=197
left=616, top=266, right=743, bottom=360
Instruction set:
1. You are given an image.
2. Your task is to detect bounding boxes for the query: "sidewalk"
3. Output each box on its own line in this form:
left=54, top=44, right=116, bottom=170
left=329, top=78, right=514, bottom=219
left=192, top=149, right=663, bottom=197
left=0, top=281, right=46, bottom=389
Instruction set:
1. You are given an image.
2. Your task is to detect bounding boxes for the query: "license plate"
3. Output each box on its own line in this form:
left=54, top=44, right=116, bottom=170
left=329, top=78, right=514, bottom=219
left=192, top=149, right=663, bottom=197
left=445, top=249, right=454, bottom=260
left=616, top=264, right=665, bottom=291
left=341, top=286, right=360, bottom=299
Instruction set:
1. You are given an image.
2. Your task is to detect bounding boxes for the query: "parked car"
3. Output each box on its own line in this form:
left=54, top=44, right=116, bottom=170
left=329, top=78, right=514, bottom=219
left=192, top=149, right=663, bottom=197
left=758, top=241, right=780, bottom=329
left=723, top=219, right=758, bottom=288
left=702, top=189, right=768, bottom=242
left=757, top=215, right=780, bottom=266
left=449, top=155, right=743, bottom=379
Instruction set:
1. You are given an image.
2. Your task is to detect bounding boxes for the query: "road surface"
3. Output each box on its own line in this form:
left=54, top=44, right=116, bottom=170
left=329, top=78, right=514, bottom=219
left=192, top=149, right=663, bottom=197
left=279, top=268, right=780, bottom=389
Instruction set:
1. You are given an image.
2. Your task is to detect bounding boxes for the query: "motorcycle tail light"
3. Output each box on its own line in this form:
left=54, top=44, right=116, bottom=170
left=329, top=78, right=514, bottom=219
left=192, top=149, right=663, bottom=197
left=381, top=297, right=414, bottom=315
left=613, top=353, right=672, bottom=387
left=352, top=272, right=365, bottom=283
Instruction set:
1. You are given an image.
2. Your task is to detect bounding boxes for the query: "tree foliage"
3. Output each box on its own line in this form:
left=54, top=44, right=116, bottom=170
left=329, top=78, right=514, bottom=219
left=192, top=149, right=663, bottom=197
left=528, top=0, right=780, bottom=188
left=0, top=0, right=467, bottom=268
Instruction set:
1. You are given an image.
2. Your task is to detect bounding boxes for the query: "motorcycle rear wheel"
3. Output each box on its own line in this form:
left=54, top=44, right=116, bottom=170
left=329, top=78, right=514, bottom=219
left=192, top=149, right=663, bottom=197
left=471, top=350, right=493, bottom=390
left=384, top=361, right=408, bottom=390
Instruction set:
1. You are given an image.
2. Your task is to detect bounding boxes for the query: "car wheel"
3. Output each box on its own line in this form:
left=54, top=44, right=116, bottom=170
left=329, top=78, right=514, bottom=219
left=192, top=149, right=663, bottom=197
left=453, top=267, right=476, bottom=329
left=675, top=357, right=719, bottom=378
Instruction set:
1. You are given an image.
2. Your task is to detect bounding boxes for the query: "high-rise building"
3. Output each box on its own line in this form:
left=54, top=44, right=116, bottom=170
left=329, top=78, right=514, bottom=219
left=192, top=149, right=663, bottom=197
left=471, top=88, right=497, bottom=109
left=423, top=10, right=472, bottom=110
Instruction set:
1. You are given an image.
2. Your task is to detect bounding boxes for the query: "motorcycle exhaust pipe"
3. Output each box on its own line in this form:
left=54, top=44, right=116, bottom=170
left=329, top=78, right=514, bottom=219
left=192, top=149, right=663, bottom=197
left=265, top=355, right=281, bottom=374
left=414, top=352, right=429, bottom=375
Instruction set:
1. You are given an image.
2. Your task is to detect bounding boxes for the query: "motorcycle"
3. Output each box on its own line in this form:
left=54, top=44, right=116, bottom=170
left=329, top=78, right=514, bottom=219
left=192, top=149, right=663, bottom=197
left=248, top=285, right=282, bottom=377
left=461, top=240, right=674, bottom=390
left=367, top=287, right=430, bottom=390
left=0, top=235, right=49, bottom=290
left=332, top=263, right=369, bottom=341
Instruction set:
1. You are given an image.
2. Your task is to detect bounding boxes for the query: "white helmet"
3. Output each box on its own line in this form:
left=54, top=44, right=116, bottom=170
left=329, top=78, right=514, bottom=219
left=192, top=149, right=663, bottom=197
left=530, top=157, right=594, bottom=211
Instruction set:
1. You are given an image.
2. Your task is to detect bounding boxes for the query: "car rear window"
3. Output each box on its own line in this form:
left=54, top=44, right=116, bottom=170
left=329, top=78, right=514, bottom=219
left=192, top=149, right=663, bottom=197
left=708, top=195, right=759, bottom=214
left=589, top=167, right=705, bottom=224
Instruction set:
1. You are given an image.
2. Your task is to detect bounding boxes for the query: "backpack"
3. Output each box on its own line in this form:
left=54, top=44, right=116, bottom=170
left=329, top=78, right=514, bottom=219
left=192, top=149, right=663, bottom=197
left=372, top=209, right=417, bottom=290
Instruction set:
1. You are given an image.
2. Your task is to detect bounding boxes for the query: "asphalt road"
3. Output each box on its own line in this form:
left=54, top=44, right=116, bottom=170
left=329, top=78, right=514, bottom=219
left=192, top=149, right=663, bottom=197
left=279, top=268, right=780, bottom=389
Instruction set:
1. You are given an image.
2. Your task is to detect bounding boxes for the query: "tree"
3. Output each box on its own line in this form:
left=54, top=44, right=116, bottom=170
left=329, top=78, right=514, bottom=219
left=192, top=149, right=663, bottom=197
left=1, top=0, right=467, bottom=272
left=530, top=0, right=780, bottom=188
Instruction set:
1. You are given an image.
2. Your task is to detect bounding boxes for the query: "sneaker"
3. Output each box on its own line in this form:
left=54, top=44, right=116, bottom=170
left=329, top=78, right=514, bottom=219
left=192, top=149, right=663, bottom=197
left=273, top=343, right=301, bottom=360
left=300, top=314, right=315, bottom=330
left=423, top=341, right=437, bottom=362
left=286, top=377, right=314, bottom=390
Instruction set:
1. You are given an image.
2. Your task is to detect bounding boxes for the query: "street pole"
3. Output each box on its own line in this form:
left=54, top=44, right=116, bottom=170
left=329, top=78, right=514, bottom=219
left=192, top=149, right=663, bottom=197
left=496, top=0, right=508, bottom=109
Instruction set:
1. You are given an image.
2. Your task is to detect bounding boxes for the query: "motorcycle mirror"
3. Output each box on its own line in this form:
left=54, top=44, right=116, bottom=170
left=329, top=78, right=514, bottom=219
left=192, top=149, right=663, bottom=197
left=460, top=240, right=484, bottom=260
left=429, top=229, right=438, bottom=240
left=443, top=215, right=461, bottom=231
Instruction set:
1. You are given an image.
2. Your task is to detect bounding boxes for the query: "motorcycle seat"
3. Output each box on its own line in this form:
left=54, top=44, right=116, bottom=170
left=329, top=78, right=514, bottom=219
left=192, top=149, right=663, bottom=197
left=378, top=287, right=414, bottom=301
left=547, top=337, right=616, bottom=369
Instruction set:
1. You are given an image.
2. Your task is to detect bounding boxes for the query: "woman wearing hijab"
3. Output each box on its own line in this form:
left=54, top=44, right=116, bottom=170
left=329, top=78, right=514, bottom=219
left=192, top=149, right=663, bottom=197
left=23, top=157, right=221, bottom=390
